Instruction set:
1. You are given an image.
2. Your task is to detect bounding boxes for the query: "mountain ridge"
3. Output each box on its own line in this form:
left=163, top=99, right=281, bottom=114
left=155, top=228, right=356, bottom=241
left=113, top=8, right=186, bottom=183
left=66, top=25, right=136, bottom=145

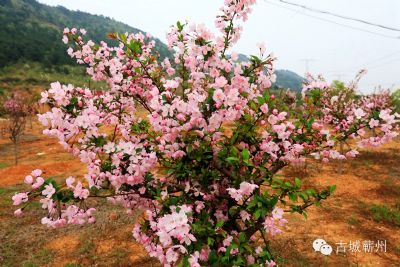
left=0, top=0, right=304, bottom=92
left=0, top=0, right=172, bottom=67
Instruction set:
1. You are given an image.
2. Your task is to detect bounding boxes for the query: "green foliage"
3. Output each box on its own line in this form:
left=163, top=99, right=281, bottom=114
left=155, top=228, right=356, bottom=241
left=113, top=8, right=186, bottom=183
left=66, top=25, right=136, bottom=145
left=0, top=0, right=173, bottom=67
left=0, top=62, right=106, bottom=91
left=0, top=162, right=9, bottom=169
left=392, top=88, right=400, bottom=113
left=346, top=214, right=359, bottom=225
left=369, top=204, right=400, bottom=226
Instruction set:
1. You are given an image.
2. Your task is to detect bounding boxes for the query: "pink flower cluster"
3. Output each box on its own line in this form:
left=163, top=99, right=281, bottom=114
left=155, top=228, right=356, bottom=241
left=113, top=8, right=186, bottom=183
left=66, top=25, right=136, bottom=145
left=13, top=169, right=96, bottom=228
left=3, top=98, right=28, bottom=115
left=133, top=205, right=197, bottom=266
left=263, top=208, right=287, bottom=236
left=227, top=182, right=258, bottom=202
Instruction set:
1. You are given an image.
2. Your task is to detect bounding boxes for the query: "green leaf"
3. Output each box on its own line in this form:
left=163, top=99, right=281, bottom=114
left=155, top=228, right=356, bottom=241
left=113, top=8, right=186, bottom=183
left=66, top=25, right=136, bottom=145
left=241, top=149, right=250, bottom=161
left=230, top=132, right=239, bottom=145
left=118, top=33, right=127, bottom=43
left=226, top=157, right=239, bottom=163
left=288, top=192, right=298, bottom=201
left=216, top=220, right=225, bottom=228
left=254, top=209, right=262, bottom=220
left=329, top=185, right=337, bottom=193
left=177, top=21, right=184, bottom=31
left=295, top=177, right=301, bottom=188
left=239, top=232, right=246, bottom=243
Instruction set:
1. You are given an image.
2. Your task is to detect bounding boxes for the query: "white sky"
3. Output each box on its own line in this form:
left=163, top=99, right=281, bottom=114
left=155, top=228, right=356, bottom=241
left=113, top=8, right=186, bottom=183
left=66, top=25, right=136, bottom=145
left=38, top=0, right=400, bottom=93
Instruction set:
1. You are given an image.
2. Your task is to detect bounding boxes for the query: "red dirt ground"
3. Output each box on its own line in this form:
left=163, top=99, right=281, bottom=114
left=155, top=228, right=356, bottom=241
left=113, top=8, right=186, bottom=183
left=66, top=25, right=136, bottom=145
left=0, top=120, right=399, bottom=266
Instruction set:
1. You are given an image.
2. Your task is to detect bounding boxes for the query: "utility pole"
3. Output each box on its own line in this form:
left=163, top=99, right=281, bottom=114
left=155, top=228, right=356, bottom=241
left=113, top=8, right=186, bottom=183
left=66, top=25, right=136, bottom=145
left=300, top=58, right=315, bottom=73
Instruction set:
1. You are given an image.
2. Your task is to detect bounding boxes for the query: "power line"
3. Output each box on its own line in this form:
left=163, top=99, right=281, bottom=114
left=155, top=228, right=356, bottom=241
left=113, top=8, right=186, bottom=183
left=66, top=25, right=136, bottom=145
left=367, top=57, right=400, bottom=70
left=329, top=50, right=400, bottom=72
left=262, top=0, right=400, bottom=40
left=276, top=0, right=400, bottom=32
left=360, top=50, right=400, bottom=67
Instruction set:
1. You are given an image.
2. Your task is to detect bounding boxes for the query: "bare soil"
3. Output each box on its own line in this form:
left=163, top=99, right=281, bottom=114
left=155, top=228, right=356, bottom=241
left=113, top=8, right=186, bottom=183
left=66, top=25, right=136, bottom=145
left=0, top=120, right=399, bottom=266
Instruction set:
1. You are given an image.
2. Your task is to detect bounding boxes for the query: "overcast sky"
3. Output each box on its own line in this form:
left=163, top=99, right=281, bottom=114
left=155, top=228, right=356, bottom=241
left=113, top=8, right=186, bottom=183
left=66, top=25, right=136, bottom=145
left=38, top=0, right=400, bottom=93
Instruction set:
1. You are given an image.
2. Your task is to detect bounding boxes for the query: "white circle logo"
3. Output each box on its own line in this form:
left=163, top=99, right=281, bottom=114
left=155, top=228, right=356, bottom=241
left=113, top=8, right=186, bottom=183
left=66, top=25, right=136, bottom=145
left=312, top=238, right=327, bottom=252
left=313, top=239, right=332, bottom=256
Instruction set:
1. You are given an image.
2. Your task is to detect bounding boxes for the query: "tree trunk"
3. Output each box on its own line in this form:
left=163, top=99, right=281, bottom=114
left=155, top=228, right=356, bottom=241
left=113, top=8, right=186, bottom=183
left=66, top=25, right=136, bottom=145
left=338, top=141, right=343, bottom=175
left=13, top=141, right=18, bottom=165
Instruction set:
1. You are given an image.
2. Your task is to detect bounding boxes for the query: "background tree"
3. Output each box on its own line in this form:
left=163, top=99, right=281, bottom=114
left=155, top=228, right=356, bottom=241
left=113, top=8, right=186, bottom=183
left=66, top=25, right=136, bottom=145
left=3, top=95, right=28, bottom=165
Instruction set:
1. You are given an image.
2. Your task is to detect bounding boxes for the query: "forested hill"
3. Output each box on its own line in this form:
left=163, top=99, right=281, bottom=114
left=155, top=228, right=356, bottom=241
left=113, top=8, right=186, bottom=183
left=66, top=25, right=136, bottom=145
left=274, top=69, right=304, bottom=93
left=0, top=0, right=304, bottom=92
left=0, top=0, right=173, bottom=67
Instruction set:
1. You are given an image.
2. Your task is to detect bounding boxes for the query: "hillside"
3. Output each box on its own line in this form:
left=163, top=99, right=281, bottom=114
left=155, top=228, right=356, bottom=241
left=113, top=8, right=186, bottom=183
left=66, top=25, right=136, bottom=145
left=0, top=0, right=304, bottom=93
left=0, top=0, right=172, bottom=67
left=274, top=69, right=304, bottom=93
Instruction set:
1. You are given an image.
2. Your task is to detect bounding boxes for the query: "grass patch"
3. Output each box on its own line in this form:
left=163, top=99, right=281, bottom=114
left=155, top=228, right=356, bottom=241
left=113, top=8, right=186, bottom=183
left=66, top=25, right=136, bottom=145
left=346, top=214, right=360, bottom=225
left=0, top=187, right=6, bottom=195
left=21, top=248, right=54, bottom=267
left=0, top=162, right=8, bottom=169
left=369, top=204, right=400, bottom=226
left=77, top=237, right=95, bottom=255
left=0, top=63, right=107, bottom=92
left=395, top=244, right=400, bottom=255
left=109, top=248, right=130, bottom=258
left=0, top=185, right=20, bottom=198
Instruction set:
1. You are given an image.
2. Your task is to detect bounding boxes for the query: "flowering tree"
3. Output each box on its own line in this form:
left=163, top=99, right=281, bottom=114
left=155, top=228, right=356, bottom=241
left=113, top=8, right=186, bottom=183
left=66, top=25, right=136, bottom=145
left=302, top=73, right=399, bottom=173
left=392, top=88, right=400, bottom=113
left=12, top=1, right=399, bottom=266
left=3, top=96, right=29, bottom=165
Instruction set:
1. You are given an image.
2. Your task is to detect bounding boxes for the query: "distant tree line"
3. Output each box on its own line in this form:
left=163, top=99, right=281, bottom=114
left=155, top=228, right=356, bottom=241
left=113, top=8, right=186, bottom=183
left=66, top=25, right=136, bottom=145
left=0, top=0, right=173, bottom=67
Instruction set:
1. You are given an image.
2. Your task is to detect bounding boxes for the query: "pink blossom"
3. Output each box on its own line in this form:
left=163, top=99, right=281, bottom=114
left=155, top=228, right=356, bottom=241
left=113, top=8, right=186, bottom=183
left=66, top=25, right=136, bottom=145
left=24, top=175, right=33, bottom=184
left=271, top=207, right=284, bottom=220
left=164, top=79, right=179, bottom=89
left=227, top=182, right=258, bottom=202
left=255, top=246, right=263, bottom=255
left=214, top=77, right=228, bottom=89
left=239, top=182, right=258, bottom=195
left=369, top=118, right=379, bottom=128
left=31, top=169, right=42, bottom=177
left=247, top=255, right=255, bottom=264
left=240, top=210, right=251, bottom=221
left=73, top=182, right=90, bottom=199
left=42, top=184, right=56, bottom=198
left=213, top=89, right=225, bottom=106
left=354, top=108, right=366, bottom=119
left=62, top=35, right=68, bottom=44
left=12, top=192, right=28, bottom=205
left=260, top=103, right=269, bottom=114
left=66, top=176, right=75, bottom=188
left=32, top=177, right=44, bottom=189
left=256, top=42, right=266, bottom=55
left=14, top=208, right=23, bottom=217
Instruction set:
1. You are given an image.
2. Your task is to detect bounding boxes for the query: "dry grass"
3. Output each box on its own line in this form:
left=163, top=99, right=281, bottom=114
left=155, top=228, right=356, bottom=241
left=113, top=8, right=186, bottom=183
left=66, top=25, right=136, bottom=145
left=0, top=120, right=399, bottom=266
